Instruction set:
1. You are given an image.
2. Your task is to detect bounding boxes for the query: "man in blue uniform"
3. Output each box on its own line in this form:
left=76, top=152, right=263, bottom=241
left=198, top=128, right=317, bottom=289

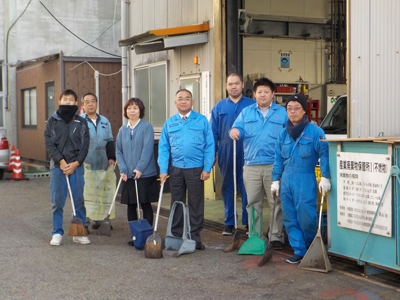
left=81, top=93, right=116, bottom=231
left=159, top=89, right=215, bottom=250
left=271, top=94, right=331, bottom=264
left=210, top=73, right=255, bottom=236
left=230, top=77, right=287, bottom=249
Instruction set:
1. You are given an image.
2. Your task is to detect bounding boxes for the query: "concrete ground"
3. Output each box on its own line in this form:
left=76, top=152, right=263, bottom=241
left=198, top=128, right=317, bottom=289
left=0, top=174, right=399, bottom=299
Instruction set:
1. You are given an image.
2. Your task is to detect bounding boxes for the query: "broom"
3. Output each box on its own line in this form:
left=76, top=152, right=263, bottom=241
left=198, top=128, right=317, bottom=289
left=258, top=193, right=278, bottom=266
left=145, top=181, right=165, bottom=259
left=66, top=175, right=87, bottom=237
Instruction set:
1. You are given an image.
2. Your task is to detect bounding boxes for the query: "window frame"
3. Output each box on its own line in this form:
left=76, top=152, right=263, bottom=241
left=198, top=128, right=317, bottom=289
left=22, top=87, right=38, bottom=129
left=133, top=61, right=168, bottom=132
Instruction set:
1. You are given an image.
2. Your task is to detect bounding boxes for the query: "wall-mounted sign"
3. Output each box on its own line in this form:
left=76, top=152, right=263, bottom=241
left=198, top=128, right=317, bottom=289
left=280, top=52, right=291, bottom=69
left=337, top=152, right=392, bottom=237
left=201, top=71, right=210, bottom=120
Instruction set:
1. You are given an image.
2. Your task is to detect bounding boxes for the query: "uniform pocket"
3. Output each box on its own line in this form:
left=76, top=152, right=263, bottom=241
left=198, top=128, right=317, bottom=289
left=167, top=125, right=182, bottom=145
left=244, top=119, right=258, bottom=137
left=281, top=141, right=292, bottom=159
left=299, top=138, right=312, bottom=158
left=189, top=125, right=204, bottom=144
left=267, top=118, right=284, bottom=139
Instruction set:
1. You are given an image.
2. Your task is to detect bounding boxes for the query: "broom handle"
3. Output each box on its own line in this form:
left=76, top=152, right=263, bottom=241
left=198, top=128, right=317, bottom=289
left=318, top=194, right=324, bottom=231
left=233, top=139, right=237, bottom=230
left=65, top=175, right=76, bottom=217
left=154, top=182, right=165, bottom=232
left=134, top=174, right=141, bottom=220
left=108, top=176, right=123, bottom=216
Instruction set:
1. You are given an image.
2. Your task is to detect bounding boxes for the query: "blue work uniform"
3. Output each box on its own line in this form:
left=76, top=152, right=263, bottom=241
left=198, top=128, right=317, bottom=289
left=210, top=95, right=255, bottom=226
left=158, top=111, right=214, bottom=174
left=158, top=110, right=214, bottom=243
left=81, top=113, right=114, bottom=170
left=272, top=123, right=330, bottom=257
left=233, top=102, right=288, bottom=240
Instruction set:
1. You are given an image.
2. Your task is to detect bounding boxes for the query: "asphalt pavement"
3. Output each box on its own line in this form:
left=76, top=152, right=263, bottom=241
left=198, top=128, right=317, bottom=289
left=0, top=174, right=399, bottom=299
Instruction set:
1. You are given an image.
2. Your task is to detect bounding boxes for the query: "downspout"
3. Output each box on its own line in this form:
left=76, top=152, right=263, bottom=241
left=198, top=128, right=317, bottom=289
left=121, top=0, right=129, bottom=119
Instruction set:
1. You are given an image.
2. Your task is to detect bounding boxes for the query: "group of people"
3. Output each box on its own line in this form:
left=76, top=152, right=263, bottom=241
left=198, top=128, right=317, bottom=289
left=44, top=73, right=331, bottom=263
left=212, top=73, right=331, bottom=264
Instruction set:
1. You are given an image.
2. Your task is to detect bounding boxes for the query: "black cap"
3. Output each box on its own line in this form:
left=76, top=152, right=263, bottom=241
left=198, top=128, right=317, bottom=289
left=285, top=94, right=307, bottom=112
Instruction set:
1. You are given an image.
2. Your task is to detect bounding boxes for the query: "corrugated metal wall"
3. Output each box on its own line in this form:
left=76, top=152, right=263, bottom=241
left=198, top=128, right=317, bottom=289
left=128, top=0, right=214, bottom=118
left=350, top=0, right=400, bottom=137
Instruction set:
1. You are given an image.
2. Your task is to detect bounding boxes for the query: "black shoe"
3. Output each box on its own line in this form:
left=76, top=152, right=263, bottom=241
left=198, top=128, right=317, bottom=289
left=196, top=242, right=205, bottom=250
left=92, top=221, right=101, bottom=230
left=127, top=240, right=134, bottom=246
left=243, top=225, right=249, bottom=236
left=84, top=226, right=90, bottom=235
left=222, top=225, right=234, bottom=236
left=286, top=254, right=303, bottom=264
left=271, top=241, right=284, bottom=250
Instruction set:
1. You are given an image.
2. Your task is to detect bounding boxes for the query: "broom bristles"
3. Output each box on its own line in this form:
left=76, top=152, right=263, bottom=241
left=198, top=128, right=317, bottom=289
left=68, top=217, right=87, bottom=236
left=223, top=239, right=240, bottom=253
left=258, top=244, right=273, bottom=266
left=145, top=241, right=163, bottom=259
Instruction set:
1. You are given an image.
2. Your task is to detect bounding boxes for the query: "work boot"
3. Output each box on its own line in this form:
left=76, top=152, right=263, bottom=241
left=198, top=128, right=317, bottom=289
left=72, top=236, right=91, bottom=245
left=243, top=225, right=249, bottom=236
left=50, top=234, right=62, bottom=246
left=222, top=225, right=234, bottom=236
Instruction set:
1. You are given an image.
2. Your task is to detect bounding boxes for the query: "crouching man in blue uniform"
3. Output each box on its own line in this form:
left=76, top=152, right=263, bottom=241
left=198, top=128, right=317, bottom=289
left=271, top=94, right=331, bottom=264
left=158, top=89, right=215, bottom=250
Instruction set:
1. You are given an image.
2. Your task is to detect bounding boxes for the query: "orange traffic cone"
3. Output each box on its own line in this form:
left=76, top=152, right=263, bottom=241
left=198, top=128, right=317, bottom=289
left=8, top=149, right=29, bottom=181
left=7, top=145, right=16, bottom=173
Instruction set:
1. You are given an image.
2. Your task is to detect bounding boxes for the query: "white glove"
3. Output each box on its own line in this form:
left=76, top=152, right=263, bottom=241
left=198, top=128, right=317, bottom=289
left=319, top=177, right=331, bottom=196
left=271, top=181, right=280, bottom=197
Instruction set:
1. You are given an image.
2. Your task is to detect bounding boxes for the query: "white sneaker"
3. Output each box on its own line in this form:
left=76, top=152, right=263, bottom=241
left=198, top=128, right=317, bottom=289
left=72, top=236, right=91, bottom=245
left=50, top=234, right=62, bottom=246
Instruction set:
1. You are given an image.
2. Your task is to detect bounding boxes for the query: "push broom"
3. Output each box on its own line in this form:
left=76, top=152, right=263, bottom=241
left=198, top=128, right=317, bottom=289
left=66, top=175, right=87, bottom=237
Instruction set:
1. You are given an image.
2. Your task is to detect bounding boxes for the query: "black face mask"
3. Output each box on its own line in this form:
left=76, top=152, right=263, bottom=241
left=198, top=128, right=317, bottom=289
left=57, top=105, right=78, bottom=123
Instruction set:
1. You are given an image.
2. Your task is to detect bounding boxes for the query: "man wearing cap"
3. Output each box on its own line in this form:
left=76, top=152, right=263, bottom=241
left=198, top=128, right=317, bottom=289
left=271, top=93, right=331, bottom=264
left=230, top=77, right=287, bottom=249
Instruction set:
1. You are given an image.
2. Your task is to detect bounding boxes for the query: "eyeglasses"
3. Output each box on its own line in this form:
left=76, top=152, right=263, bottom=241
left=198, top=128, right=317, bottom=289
left=287, top=106, right=302, bottom=112
left=176, top=97, right=193, bottom=102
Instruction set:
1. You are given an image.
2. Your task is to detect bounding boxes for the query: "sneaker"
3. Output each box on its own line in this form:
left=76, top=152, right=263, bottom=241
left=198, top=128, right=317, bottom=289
left=243, top=225, right=249, bottom=236
left=72, top=236, right=91, bottom=245
left=286, top=254, right=303, bottom=264
left=50, top=234, right=62, bottom=246
left=271, top=241, right=284, bottom=250
left=222, top=225, right=234, bottom=236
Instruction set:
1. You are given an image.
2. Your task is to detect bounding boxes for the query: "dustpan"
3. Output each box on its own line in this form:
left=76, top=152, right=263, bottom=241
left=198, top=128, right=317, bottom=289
left=238, top=205, right=266, bottom=255
left=298, top=194, right=332, bottom=272
left=164, top=201, right=196, bottom=257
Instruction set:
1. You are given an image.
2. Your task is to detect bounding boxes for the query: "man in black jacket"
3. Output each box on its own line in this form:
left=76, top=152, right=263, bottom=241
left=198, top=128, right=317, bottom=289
left=44, top=89, right=90, bottom=246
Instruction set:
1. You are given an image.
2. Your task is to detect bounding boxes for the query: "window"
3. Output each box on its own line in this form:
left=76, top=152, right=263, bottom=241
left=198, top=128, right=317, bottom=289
left=23, top=88, right=37, bottom=127
left=134, top=62, right=167, bottom=129
left=0, top=63, right=3, bottom=127
left=45, top=82, right=55, bottom=120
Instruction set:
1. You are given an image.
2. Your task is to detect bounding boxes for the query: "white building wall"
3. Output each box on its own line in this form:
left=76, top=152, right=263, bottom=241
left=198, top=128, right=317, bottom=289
left=2, top=0, right=121, bottom=146
left=128, top=0, right=213, bottom=118
left=350, top=0, right=400, bottom=137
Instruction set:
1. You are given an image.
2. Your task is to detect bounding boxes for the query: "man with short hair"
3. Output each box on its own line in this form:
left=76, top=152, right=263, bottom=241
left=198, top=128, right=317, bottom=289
left=210, top=73, right=255, bottom=236
left=230, top=77, right=287, bottom=249
left=81, top=93, right=116, bottom=231
left=44, top=89, right=90, bottom=246
left=158, top=89, right=215, bottom=250
left=271, top=94, right=330, bottom=264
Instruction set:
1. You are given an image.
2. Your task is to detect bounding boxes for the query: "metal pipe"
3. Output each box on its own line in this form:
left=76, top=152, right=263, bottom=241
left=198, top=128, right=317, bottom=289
left=226, top=0, right=241, bottom=76
left=121, top=0, right=129, bottom=119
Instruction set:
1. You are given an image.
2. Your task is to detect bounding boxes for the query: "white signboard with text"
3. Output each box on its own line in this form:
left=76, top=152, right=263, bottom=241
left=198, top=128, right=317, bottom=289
left=337, top=152, right=392, bottom=237
left=201, top=71, right=210, bottom=120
